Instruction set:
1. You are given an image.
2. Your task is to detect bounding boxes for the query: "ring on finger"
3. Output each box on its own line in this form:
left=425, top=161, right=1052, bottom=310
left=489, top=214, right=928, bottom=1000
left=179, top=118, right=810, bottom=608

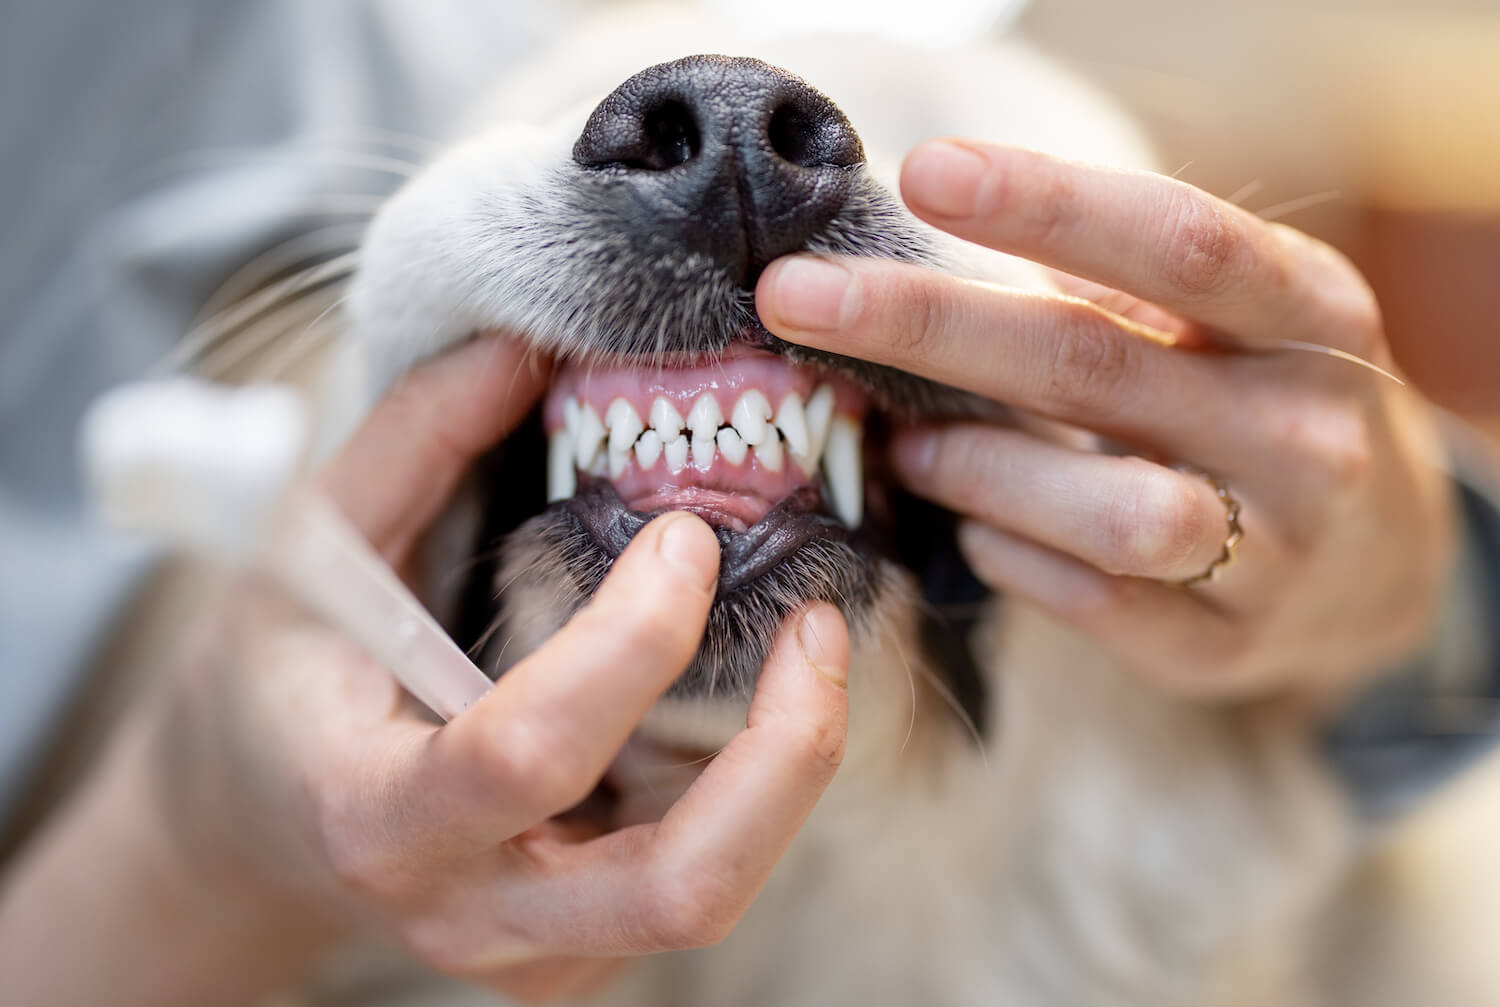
left=1171, top=465, right=1243, bottom=588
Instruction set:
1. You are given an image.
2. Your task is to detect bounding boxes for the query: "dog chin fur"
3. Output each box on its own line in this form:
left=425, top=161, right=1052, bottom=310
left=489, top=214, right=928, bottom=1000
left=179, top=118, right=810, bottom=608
left=299, top=8, right=1430, bottom=1007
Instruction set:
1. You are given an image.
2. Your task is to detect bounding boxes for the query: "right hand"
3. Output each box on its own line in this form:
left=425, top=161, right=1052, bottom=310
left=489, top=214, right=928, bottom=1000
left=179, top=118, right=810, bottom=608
left=146, top=337, right=852, bottom=1001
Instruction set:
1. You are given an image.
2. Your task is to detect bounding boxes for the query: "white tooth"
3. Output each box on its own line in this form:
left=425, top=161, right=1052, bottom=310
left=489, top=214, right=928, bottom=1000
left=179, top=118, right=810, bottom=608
left=823, top=415, right=863, bottom=528
left=650, top=398, right=685, bottom=442
left=608, top=446, right=631, bottom=479
left=605, top=398, right=644, bottom=454
left=805, top=384, right=836, bottom=460
left=587, top=454, right=608, bottom=477
left=687, top=394, right=724, bottom=442
left=574, top=404, right=606, bottom=472
left=547, top=430, right=575, bottom=502
left=663, top=435, right=689, bottom=473
left=753, top=431, right=784, bottom=472
left=635, top=429, right=663, bottom=469
left=563, top=396, right=580, bottom=436
left=775, top=391, right=810, bottom=458
left=730, top=389, right=773, bottom=446
left=691, top=434, right=716, bottom=471
left=716, top=427, right=747, bottom=465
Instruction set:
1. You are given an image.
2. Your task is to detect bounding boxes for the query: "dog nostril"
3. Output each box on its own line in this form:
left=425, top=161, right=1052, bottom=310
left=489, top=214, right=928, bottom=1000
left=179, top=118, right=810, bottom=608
left=767, top=103, right=817, bottom=167
left=767, top=101, right=857, bottom=169
left=635, top=101, right=701, bottom=170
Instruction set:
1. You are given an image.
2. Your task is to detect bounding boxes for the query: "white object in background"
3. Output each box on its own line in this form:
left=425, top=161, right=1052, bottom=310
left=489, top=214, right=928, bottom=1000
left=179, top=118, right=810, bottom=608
left=701, top=0, right=1030, bottom=47
left=81, top=379, right=493, bottom=722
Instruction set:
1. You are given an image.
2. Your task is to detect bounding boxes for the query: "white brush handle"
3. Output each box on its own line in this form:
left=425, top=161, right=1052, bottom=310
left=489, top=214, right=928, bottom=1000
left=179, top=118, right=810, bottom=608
left=82, top=377, right=492, bottom=721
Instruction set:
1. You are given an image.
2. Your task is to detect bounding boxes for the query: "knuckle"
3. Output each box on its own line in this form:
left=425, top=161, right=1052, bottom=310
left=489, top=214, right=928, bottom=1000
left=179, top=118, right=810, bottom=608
left=643, top=874, right=740, bottom=950
left=930, top=429, right=1001, bottom=513
left=786, top=718, right=847, bottom=778
left=1045, top=312, right=1139, bottom=414
left=1104, top=468, right=1209, bottom=576
left=319, top=802, right=408, bottom=902
left=476, top=721, right=593, bottom=816
left=399, top=914, right=480, bottom=977
left=887, top=274, right=956, bottom=362
left=1160, top=190, right=1242, bottom=298
left=1016, top=168, right=1078, bottom=247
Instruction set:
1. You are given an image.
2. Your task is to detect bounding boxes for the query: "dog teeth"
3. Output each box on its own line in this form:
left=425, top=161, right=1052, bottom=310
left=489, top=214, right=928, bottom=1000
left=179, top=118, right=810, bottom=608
left=775, top=391, right=810, bottom=458
left=663, top=434, right=690, bottom=473
left=753, top=432, right=784, bottom=472
left=606, top=398, right=644, bottom=454
left=574, top=404, right=606, bottom=472
left=716, top=427, right=747, bottom=465
left=691, top=434, right=716, bottom=472
left=731, top=390, right=772, bottom=446
left=650, top=398, right=686, bottom=442
left=547, top=430, right=575, bottom=502
left=550, top=386, right=857, bottom=525
left=823, top=415, right=863, bottom=528
left=687, top=394, right=723, bottom=443
left=635, top=429, right=662, bottom=469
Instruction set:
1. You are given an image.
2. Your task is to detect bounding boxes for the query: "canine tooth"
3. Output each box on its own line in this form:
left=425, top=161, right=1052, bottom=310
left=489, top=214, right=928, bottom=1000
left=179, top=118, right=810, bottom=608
left=608, top=446, right=631, bottom=479
left=753, top=432, right=784, bottom=472
left=823, top=415, right=863, bottom=528
left=687, top=394, right=724, bottom=442
left=775, top=391, right=810, bottom=458
left=731, top=389, right=773, bottom=446
left=805, top=384, right=835, bottom=460
left=574, top=404, right=606, bottom=472
left=691, top=434, right=716, bottom=471
left=663, top=435, right=689, bottom=473
left=650, top=398, right=685, bottom=441
left=635, top=429, right=663, bottom=469
left=716, top=427, right=748, bottom=465
left=547, top=430, right=575, bottom=502
left=563, top=396, right=580, bottom=436
left=605, top=398, right=644, bottom=454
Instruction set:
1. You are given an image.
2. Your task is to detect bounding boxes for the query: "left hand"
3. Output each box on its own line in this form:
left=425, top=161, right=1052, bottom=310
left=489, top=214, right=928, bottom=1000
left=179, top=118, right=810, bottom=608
left=756, top=139, right=1456, bottom=707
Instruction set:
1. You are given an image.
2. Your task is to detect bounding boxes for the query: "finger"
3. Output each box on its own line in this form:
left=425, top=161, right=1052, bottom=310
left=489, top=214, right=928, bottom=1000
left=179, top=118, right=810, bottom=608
left=485, top=957, right=628, bottom=1004
left=497, top=603, right=850, bottom=957
left=953, top=521, right=1270, bottom=698
left=318, top=333, right=550, bottom=560
left=758, top=254, right=1254, bottom=472
left=898, top=140, right=1382, bottom=353
left=892, top=425, right=1230, bottom=581
left=397, top=512, right=721, bottom=849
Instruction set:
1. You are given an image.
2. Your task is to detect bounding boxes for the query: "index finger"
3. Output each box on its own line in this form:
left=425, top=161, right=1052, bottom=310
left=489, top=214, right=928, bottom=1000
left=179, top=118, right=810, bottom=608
left=899, top=140, right=1380, bottom=353
left=318, top=333, right=550, bottom=559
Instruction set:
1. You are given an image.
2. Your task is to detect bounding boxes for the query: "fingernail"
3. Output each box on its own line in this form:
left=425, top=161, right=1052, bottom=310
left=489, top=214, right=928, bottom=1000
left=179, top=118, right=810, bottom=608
left=765, top=256, right=857, bottom=332
left=891, top=429, right=938, bottom=480
left=797, top=605, right=848, bottom=688
left=903, top=140, right=989, bottom=218
left=657, top=513, right=720, bottom=592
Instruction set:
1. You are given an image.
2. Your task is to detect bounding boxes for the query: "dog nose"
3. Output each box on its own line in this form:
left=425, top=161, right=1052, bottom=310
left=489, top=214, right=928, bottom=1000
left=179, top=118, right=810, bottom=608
left=573, top=55, right=864, bottom=288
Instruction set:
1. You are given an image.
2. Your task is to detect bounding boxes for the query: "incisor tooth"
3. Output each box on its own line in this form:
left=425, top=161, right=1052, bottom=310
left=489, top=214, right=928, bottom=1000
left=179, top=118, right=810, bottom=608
left=663, top=435, right=689, bottom=473
left=805, top=385, right=835, bottom=460
left=608, top=446, right=631, bottom=479
left=687, top=394, right=723, bottom=441
left=754, top=432, right=784, bottom=472
left=731, top=389, right=772, bottom=446
left=775, top=391, right=809, bottom=457
left=606, top=398, right=644, bottom=454
left=823, top=415, right=863, bottom=528
left=547, top=430, right=575, bottom=502
left=691, top=434, right=716, bottom=471
left=650, top=398, right=685, bottom=441
left=574, top=404, right=605, bottom=472
left=563, top=396, right=580, bottom=436
left=716, top=427, right=747, bottom=465
left=635, top=429, right=663, bottom=469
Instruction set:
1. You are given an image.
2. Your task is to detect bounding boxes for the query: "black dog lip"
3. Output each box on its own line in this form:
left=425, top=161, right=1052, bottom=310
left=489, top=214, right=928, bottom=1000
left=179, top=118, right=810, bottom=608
left=561, top=481, right=848, bottom=594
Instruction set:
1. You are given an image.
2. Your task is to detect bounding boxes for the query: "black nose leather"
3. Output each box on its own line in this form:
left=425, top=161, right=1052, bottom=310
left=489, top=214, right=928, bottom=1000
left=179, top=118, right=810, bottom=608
left=573, top=55, right=864, bottom=289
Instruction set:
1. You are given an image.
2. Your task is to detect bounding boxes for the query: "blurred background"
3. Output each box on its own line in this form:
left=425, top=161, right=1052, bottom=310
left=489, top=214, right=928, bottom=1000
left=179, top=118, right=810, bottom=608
left=1, top=1, right=1497, bottom=983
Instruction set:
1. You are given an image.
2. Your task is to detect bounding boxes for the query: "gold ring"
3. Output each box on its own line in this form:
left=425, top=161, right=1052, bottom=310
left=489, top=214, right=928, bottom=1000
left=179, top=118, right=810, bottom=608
left=1172, top=465, right=1243, bottom=588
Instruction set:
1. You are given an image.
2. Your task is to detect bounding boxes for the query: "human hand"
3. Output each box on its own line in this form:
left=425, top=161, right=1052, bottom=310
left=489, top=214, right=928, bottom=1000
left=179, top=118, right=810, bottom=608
left=149, top=337, right=851, bottom=1001
left=756, top=139, right=1454, bottom=707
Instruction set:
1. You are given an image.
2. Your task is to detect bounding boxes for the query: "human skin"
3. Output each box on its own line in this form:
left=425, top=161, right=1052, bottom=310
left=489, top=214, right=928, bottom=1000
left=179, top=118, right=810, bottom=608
left=0, top=336, right=851, bottom=1005
left=758, top=138, right=1455, bottom=709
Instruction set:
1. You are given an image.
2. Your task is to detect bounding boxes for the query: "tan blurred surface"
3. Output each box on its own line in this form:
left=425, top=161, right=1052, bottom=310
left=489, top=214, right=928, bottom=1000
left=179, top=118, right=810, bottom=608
left=1019, top=0, right=1500, bottom=421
